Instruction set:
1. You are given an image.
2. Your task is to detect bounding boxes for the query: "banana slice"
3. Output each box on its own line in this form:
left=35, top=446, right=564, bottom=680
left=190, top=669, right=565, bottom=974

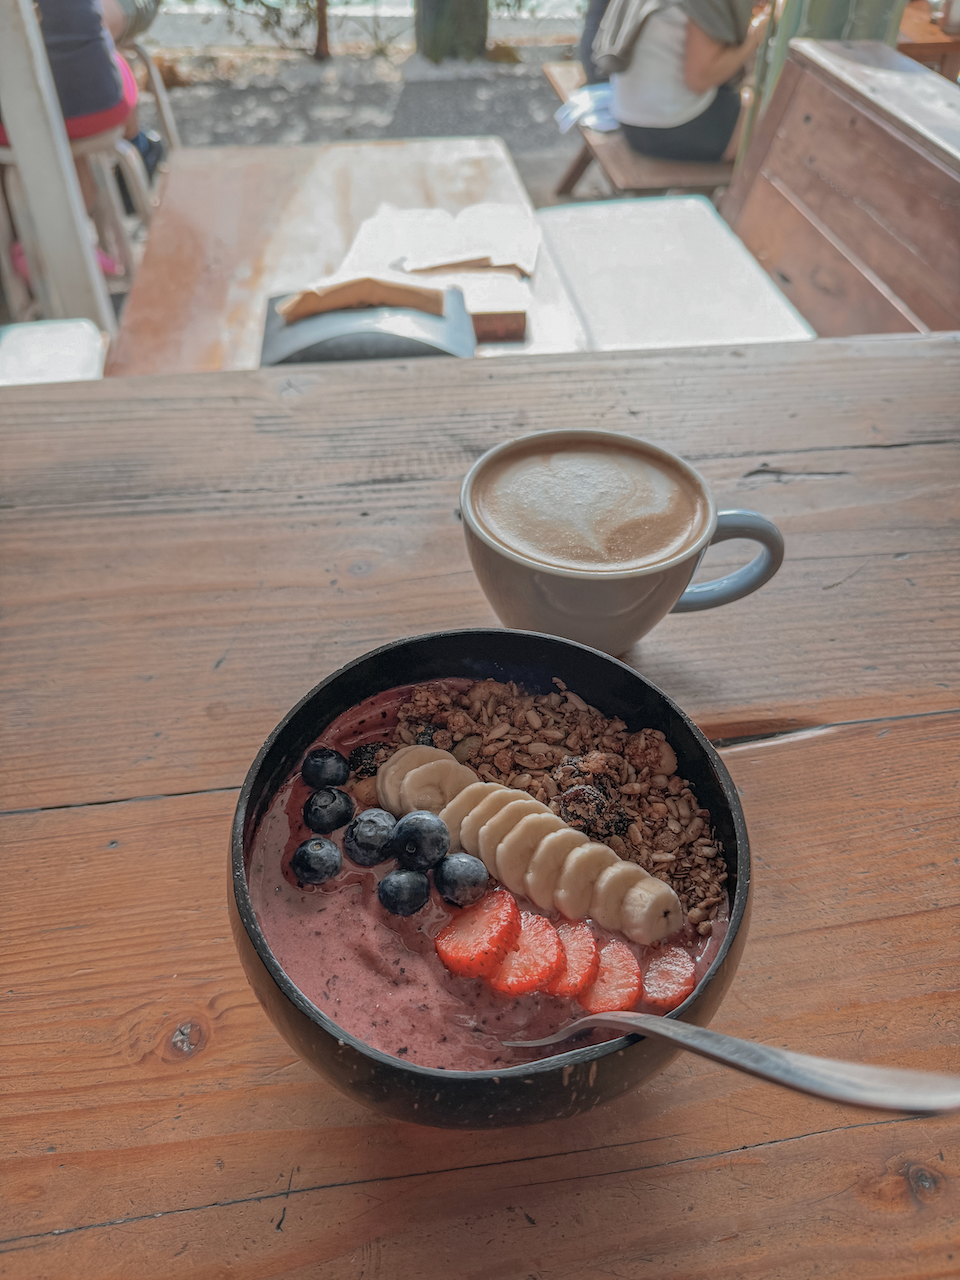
left=439, top=781, right=500, bottom=853
left=459, top=787, right=518, bottom=859
left=620, top=877, right=683, bottom=944
left=496, top=811, right=565, bottom=896
left=524, top=827, right=591, bottom=912
left=589, top=860, right=652, bottom=931
left=476, top=797, right=549, bottom=876
left=398, top=758, right=477, bottom=815
left=554, top=842, right=619, bottom=921
left=376, top=745, right=451, bottom=815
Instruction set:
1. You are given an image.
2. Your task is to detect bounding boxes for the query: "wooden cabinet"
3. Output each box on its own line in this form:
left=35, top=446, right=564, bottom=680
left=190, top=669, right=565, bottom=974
left=722, top=40, right=960, bottom=336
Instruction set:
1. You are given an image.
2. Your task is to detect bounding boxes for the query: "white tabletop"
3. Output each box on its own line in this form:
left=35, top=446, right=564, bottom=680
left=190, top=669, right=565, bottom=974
left=537, top=196, right=816, bottom=352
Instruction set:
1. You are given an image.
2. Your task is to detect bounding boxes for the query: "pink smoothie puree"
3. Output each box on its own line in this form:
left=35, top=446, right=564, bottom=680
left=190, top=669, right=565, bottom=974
left=247, top=680, right=728, bottom=1072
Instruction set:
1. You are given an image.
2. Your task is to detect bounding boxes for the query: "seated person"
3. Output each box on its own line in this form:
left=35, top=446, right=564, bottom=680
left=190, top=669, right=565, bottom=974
left=0, top=0, right=162, bottom=196
left=611, top=0, right=769, bottom=163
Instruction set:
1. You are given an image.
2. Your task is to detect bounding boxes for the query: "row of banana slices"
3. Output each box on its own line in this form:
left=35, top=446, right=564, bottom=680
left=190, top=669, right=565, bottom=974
left=376, top=745, right=682, bottom=945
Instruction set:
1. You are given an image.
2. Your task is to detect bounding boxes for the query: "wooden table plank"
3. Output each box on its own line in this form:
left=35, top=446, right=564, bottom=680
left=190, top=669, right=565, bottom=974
left=2, top=714, right=957, bottom=1277
left=2, top=338, right=958, bottom=810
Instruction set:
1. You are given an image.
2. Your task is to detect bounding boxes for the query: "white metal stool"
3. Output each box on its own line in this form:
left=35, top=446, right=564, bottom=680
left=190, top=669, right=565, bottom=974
left=121, top=40, right=181, bottom=151
left=0, top=124, right=153, bottom=319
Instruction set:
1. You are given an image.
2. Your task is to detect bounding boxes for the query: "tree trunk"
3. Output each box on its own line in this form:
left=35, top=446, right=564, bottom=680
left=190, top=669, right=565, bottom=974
left=415, top=0, right=488, bottom=63
left=313, top=0, right=330, bottom=60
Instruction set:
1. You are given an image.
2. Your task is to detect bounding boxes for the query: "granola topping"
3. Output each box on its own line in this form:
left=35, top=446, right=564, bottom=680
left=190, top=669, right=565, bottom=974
left=384, top=676, right=726, bottom=927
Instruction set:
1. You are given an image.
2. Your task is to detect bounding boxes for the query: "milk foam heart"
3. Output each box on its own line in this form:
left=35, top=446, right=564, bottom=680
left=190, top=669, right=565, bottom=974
left=470, top=437, right=709, bottom=572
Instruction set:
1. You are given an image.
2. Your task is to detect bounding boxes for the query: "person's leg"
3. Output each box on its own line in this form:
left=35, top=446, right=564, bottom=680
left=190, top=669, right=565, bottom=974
left=74, top=156, right=99, bottom=213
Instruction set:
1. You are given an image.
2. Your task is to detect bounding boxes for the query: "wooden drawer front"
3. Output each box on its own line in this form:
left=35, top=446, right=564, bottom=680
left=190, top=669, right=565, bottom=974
left=761, top=73, right=960, bottom=329
left=736, top=174, right=923, bottom=336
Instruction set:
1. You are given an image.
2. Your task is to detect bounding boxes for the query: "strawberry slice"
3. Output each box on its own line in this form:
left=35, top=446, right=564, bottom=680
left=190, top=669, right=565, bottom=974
left=577, top=939, right=642, bottom=1014
left=435, top=887, right=521, bottom=979
left=643, top=945, right=696, bottom=1013
left=486, top=913, right=565, bottom=996
left=543, top=920, right=600, bottom=998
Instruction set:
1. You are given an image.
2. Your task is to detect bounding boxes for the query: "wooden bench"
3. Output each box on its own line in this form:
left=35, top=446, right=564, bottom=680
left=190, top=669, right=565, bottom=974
left=543, top=61, right=734, bottom=197
left=721, top=39, right=960, bottom=336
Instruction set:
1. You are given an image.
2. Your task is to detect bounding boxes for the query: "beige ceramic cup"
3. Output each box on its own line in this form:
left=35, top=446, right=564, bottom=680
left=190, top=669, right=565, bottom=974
left=460, top=429, right=784, bottom=656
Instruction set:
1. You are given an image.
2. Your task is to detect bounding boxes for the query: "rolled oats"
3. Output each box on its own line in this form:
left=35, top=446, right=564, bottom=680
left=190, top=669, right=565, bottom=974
left=388, top=676, right=727, bottom=914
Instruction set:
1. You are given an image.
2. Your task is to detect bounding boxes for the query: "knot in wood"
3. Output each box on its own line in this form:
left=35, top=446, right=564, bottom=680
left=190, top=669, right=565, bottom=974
left=906, top=1163, right=943, bottom=1203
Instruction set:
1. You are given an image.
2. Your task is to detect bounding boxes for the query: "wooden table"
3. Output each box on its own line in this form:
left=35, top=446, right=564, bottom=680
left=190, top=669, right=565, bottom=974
left=105, top=137, right=589, bottom=376
left=2, top=333, right=959, bottom=1277
left=898, top=0, right=960, bottom=80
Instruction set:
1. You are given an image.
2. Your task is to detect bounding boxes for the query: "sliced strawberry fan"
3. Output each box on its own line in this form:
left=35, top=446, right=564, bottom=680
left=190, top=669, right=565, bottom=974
left=487, top=913, right=565, bottom=995
left=434, top=887, right=521, bottom=979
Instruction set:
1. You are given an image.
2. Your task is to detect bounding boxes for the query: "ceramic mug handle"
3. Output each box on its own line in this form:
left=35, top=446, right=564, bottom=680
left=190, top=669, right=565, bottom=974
left=671, top=510, right=784, bottom=613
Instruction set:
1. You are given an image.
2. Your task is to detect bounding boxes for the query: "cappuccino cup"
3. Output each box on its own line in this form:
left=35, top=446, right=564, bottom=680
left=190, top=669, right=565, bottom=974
left=460, top=430, right=784, bottom=655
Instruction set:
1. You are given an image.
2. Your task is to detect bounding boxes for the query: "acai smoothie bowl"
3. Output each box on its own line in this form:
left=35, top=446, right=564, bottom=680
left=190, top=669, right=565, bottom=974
left=229, top=629, right=751, bottom=1129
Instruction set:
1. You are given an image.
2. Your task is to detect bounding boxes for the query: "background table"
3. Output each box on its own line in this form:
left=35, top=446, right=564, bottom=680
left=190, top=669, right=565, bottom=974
left=537, top=197, right=814, bottom=350
left=898, top=0, right=960, bottom=80
left=105, top=137, right=589, bottom=375
left=2, top=334, right=958, bottom=1276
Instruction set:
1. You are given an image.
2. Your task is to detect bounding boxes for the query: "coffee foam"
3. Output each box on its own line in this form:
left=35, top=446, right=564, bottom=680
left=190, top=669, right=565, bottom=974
left=471, top=438, right=709, bottom=572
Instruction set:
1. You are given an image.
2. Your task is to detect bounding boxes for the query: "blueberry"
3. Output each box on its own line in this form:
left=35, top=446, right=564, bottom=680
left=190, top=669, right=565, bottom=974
left=290, top=837, right=341, bottom=885
left=344, top=808, right=397, bottom=867
left=433, top=853, right=489, bottom=907
left=301, top=747, right=349, bottom=789
left=347, top=742, right=390, bottom=778
left=303, top=787, right=354, bottom=834
left=384, top=810, right=450, bottom=872
left=377, top=868, right=431, bottom=916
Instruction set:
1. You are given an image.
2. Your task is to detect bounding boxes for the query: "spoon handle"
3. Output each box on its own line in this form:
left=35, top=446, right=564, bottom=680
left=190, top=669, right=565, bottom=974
left=504, top=1012, right=960, bottom=1114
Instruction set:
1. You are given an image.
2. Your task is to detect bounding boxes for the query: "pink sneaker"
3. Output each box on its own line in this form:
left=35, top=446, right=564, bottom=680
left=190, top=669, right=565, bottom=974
left=10, top=241, right=122, bottom=284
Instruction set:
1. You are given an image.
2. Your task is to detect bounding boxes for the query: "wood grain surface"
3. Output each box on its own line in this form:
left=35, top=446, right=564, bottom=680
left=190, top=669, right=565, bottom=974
left=722, top=42, right=960, bottom=338
left=2, top=334, right=958, bottom=1278
left=2, top=336, right=958, bottom=811
left=2, top=715, right=957, bottom=1278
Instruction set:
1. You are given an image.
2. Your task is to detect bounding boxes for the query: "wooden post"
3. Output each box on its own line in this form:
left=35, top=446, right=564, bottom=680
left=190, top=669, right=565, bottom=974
left=314, top=0, right=330, bottom=60
left=416, top=0, right=488, bottom=62
left=0, top=0, right=116, bottom=334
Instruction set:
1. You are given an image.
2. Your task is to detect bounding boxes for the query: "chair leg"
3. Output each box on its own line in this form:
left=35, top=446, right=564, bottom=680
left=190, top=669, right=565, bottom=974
left=127, top=41, right=181, bottom=150
left=114, top=138, right=154, bottom=225
left=87, top=152, right=137, bottom=280
left=0, top=169, right=37, bottom=321
left=556, top=141, right=594, bottom=197
left=4, top=166, right=54, bottom=318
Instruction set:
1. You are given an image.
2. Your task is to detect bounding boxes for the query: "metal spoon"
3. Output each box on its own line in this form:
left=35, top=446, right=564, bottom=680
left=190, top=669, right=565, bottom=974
left=503, top=1012, right=960, bottom=1114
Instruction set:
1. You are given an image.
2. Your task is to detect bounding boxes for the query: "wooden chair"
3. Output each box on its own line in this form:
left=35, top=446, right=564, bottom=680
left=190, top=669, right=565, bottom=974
left=544, top=61, right=734, bottom=197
